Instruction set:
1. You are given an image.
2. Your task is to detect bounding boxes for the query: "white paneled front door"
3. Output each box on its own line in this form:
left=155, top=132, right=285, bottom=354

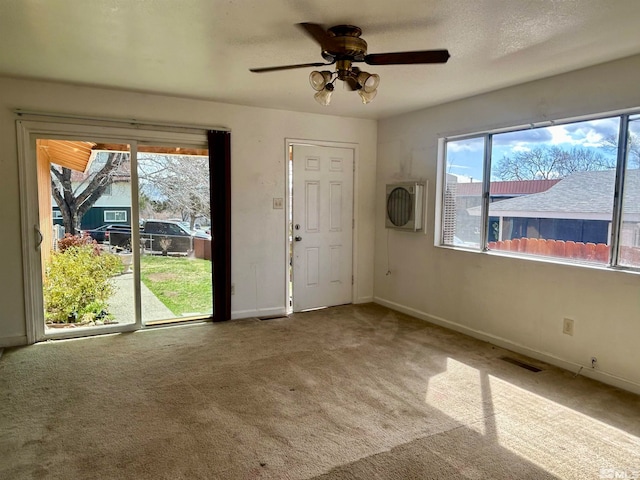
left=292, top=145, right=354, bottom=311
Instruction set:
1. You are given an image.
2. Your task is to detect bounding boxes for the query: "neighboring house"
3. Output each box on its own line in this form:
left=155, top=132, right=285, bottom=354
left=52, top=155, right=132, bottom=232
left=455, top=178, right=561, bottom=207
left=474, top=170, right=640, bottom=245
left=447, top=176, right=559, bottom=243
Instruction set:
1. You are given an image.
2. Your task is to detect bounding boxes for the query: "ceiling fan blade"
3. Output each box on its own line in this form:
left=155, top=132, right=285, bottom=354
left=364, top=49, right=450, bottom=65
left=250, top=62, right=333, bottom=73
left=297, top=23, right=332, bottom=48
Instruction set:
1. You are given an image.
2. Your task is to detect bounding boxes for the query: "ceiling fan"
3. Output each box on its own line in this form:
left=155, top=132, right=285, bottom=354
left=249, top=23, right=450, bottom=105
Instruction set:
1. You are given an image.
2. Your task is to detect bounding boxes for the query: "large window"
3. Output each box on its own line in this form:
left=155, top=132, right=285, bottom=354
left=440, top=111, right=640, bottom=270
left=443, top=137, right=485, bottom=248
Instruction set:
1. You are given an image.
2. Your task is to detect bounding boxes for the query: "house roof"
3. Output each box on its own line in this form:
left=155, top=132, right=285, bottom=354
left=43, top=140, right=209, bottom=182
left=456, top=179, right=560, bottom=197
left=38, top=140, right=96, bottom=173
left=483, top=170, right=640, bottom=219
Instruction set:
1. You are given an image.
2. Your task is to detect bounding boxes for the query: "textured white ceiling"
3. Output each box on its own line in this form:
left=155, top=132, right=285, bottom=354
left=1, top=0, right=640, bottom=119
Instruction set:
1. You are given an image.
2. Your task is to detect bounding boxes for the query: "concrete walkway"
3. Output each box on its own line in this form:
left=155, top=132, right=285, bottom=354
left=108, top=272, right=174, bottom=325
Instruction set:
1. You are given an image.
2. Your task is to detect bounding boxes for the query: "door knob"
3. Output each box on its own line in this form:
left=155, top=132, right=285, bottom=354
left=294, top=236, right=302, bottom=242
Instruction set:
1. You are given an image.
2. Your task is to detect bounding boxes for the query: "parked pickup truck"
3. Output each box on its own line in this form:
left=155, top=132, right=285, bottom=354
left=108, top=220, right=195, bottom=254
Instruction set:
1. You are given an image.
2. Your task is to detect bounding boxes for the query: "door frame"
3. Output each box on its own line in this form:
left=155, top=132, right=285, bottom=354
left=17, top=115, right=219, bottom=342
left=284, top=138, right=360, bottom=313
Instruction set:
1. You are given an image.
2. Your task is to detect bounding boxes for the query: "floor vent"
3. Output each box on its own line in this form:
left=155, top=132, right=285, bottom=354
left=500, top=356, right=542, bottom=372
left=258, top=316, right=289, bottom=321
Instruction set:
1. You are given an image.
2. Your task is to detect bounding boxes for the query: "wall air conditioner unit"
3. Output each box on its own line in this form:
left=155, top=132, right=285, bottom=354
left=385, top=182, right=424, bottom=231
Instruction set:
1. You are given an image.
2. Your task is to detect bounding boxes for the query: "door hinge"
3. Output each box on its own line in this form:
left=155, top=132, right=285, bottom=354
left=352, top=275, right=354, bottom=285
left=352, top=218, right=355, bottom=229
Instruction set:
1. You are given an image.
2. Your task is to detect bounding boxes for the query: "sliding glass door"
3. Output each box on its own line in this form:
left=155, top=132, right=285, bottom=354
left=38, top=138, right=139, bottom=338
left=136, top=146, right=213, bottom=326
left=17, top=118, right=218, bottom=342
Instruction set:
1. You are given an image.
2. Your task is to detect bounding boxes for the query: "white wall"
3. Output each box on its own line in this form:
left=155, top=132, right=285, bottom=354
left=0, top=77, right=376, bottom=345
left=374, top=54, right=640, bottom=393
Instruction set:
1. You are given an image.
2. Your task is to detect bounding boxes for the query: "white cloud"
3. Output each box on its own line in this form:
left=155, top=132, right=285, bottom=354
left=549, top=125, right=577, bottom=145
left=548, top=122, right=610, bottom=148
left=512, top=144, right=531, bottom=153
left=447, top=138, right=484, bottom=153
left=583, top=130, right=605, bottom=147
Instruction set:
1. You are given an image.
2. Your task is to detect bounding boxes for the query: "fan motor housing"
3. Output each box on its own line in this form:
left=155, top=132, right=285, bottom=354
left=322, top=25, right=368, bottom=62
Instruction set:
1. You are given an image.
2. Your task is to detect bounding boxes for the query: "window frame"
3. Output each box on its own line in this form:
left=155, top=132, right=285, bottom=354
left=104, top=210, right=127, bottom=223
left=437, top=109, right=640, bottom=272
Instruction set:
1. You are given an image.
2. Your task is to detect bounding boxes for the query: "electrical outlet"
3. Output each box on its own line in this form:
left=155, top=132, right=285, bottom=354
left=231, top=283, right=235, bottom=295
left=591, top=357, right=597, bottom=368
left=563, top=318, right=574, bottom=336
left=273, top=198, right=284, bottom=209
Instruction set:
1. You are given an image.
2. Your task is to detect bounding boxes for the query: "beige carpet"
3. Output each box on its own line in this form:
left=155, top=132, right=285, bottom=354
left=1, top=304, right=639, bottom=479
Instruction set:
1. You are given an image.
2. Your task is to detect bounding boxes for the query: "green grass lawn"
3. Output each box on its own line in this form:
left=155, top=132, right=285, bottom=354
left=140, top=255, right=212, bottom=316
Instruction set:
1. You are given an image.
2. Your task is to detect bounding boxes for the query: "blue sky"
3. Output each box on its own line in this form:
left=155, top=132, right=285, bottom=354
left=445, top=116, right=621, bottom=182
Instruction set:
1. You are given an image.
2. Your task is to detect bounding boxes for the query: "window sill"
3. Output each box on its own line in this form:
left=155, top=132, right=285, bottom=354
left=436, top=243, right=640, bottom=275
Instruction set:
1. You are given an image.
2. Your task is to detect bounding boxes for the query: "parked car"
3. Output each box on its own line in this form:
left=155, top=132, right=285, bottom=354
left=191, top=229, right=211, bottom=240
left=108, top=219, right=195, bottom=254
left=82, top=224, right=130, bottom=243
left=171, top=220, right=211, bottom=240
left=175, top=221, right=211, bottom=240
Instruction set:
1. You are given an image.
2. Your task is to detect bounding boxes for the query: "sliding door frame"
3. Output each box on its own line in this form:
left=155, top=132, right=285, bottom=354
left=17, top=115, right=230, bottom=342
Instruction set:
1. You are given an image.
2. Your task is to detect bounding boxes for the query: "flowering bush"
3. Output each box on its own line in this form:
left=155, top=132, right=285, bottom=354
left=44, top=238, right=122, bottom=323
left=57, top=232, right=100, bottom=254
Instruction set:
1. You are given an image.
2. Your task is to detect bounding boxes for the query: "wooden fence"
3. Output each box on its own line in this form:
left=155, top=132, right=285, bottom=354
left=487, top=238, right=640, bottom=265
left=193, top=237, right=212, bottom=261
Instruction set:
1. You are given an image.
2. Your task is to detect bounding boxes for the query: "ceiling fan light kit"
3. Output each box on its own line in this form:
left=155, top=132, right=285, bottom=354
left=313, top=83, right=334, bottom=106
left=357, top=72, right=380, bottom=93
left=358, top=88, right=377, bottom=104
left=250, top=22, right=450, bottom=106
left=308, top=67, right=379, bottom=106
left=309, top=70, right=333, bottom=91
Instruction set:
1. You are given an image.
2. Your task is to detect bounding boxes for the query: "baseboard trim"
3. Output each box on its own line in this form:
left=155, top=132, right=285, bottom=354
left=231, top=307, right=287, bottom=321
left=0, top=335, right=28, bottom=348
left=373, top=297, right=640, bottom=396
